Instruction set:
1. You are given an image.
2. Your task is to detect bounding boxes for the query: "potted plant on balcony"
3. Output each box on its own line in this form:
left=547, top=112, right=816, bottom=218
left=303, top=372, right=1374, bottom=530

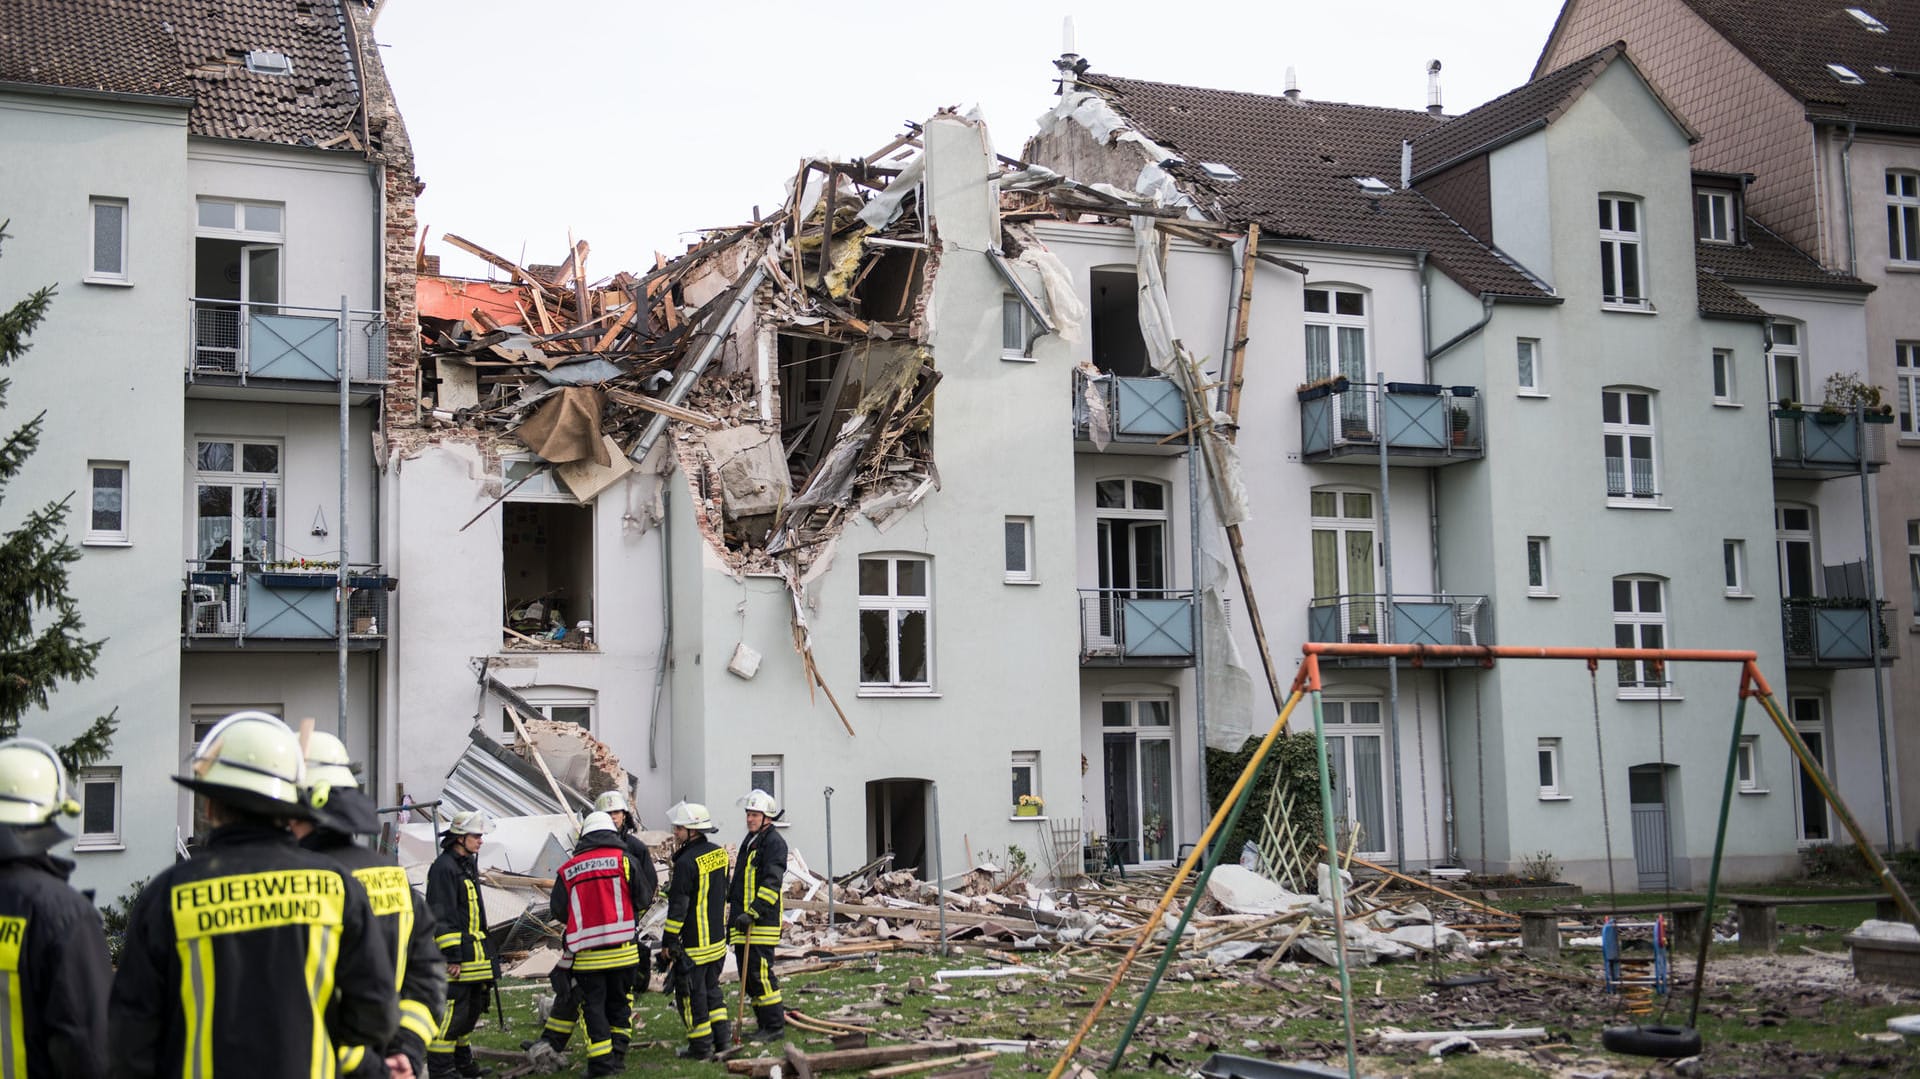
left=1450, top=405, right=1472, bottom=446
left=1015, top=794, right=1044, bottom=817
left=1295, top=374, right=1350, bottom=402
left=1818, top=371, right=1885, bottom=422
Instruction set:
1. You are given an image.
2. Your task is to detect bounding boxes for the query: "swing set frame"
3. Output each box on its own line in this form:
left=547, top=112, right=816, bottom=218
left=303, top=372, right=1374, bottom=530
left=1046, top=642, right=1920, bottom=1079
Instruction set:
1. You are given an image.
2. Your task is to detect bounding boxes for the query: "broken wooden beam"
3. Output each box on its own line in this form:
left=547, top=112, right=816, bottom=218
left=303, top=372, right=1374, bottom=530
left=783, top=1040, right=963, bottom=1079
left=868, top=1051, right=998, bottom=1078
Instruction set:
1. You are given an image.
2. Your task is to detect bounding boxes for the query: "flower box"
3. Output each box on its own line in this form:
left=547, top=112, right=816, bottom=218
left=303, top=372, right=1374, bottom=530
left=1014, top=804, right=1041, bottom=817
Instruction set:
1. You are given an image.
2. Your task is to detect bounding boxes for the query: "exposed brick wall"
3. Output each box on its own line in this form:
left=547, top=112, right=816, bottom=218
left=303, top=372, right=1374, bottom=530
left=343, top=1, right=420, bottom=433
left=1542, top=0, right=1823, bottom=260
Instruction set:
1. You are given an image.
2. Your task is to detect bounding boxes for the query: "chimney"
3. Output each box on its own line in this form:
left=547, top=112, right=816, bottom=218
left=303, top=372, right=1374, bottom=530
left=1427, top=59, right=1444, bottom=116
left=1284, top=65, right=1302, bottom=104
left=1055, top=16, right=1082, bottom=93
left=1401, top=139, right=1413, bottom=189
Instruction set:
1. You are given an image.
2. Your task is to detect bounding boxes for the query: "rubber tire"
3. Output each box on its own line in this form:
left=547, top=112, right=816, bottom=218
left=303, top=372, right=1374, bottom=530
left=1601, top=1024, right=1703, bottom=1058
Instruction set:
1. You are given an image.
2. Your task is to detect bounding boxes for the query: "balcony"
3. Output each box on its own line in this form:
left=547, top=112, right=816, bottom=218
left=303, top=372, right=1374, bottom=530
left=187, top=299, right=387, bottom=403
left=183, top=561, right=394, bottom=651
left=1079, top=589, right=1195, bottom=667
left=1299, top=381, right=1483, bottom=466
left=1306, top=593, right=1492, bottom=667
left=1781, top=597, right=1895, bottom=668
left=1073, top=371, right=1188, bottom=454
left=1770, top=409, right=1889, bottom=480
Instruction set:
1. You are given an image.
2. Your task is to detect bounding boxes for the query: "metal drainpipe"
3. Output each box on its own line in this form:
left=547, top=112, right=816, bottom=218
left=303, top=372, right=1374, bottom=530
left=338, top=296, right=350, bottom=732
left=631, top=265, right=769, bottom=465
left=1377, top=373, right=1406, bottom=869
left=1416, top=252, right=1456, bottom=863
left=1842, top=123, right=1859, bottom=278
left=648, top=484, right=672, bottom=770
left=1188, top=416, right=1209, bottom=820
left=1858, top=405, right=1895, bottom=849
left=1214, top=236, right=1246, bottom=414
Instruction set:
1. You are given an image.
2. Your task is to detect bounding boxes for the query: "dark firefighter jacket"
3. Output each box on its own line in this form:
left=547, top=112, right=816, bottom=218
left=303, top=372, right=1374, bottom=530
left=726, top=825, right=786, bottom=947
left=662, top=834, right=728, bottom=965
left=548, top=832, right=646, bottom=971
left=426, top=842, right=492, bottom=983
left=302, top=829, right=448, bottom=1075
left=0, top=841, right=111, bottom=1077
left=107, top=822, right=397, bottom=1079
left=618, top=828, right=658, bottom=910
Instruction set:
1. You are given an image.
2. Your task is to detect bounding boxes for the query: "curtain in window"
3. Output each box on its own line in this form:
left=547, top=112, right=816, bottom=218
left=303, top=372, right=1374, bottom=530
left=1338, top=327, right=1367, bottom=426
left=1312, top=529, right=1338, bottom=598
left=1346, top=529, right=1375, bottom=595
left=1305, top=325, right=1331, bottom=382
left=1352, top=734, right=1386, bottom=856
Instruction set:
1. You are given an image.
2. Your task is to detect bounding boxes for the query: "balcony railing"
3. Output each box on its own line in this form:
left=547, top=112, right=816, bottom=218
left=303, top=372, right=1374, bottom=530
left=1781, top=597, right=1894, bottom=668
left=1307, top=593, right=1492, bottom=658
left=188, top=299, right=387, bottom=384
left=1079, top=589, right=1195, bottom=666
left=1073, top=370, right=1188, bottom=448
left=1299, top=381, right=1482, bottom=465
left=1770, top=409, right=1888, bottom=477
left=184, top=560, right=394, bottom=647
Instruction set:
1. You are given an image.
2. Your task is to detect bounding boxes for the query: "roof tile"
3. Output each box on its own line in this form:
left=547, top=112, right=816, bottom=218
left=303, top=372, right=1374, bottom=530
left=1679, top=0, right=1920, bottom=133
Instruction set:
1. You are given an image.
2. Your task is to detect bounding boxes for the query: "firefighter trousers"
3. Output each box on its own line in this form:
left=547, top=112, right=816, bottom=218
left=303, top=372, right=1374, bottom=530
left=673, top=956, right=726, bottom=1052
left=429, top=979, right=491, bottom=1078
left=743, top=943, right=785, bottom=1031
left=576, top=968, right=633, bottom=1075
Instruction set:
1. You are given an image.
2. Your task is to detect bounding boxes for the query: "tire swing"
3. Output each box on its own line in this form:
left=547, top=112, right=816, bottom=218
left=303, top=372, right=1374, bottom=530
left=1592, top=658, right=1703, bottom=1060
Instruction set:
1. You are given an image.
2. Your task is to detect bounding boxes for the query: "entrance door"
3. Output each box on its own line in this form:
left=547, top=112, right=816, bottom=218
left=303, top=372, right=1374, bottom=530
left=1102, top=700, right=1176, bottom=864
left=1310, top=490, right=1378, bottom=638
left=1792, top=698, right=1833, bottom=842
left=866, top=779, right=929, bottom=875
left=1629, top=766, right=1671, bottom=890
left=1323, top=700, right=1390, bottom=860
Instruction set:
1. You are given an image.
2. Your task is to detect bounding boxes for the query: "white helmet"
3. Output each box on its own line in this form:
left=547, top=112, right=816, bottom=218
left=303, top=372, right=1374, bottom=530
left=738, top=789, right=781, bottom=818
left=303, top=731, right=359, bottom=791
left=446, top=809, right=492, bottom=836
left=177, top=712, right=307, bottom=815
left=593, top=789, right=631, bottom=815
left=666, top=801, right=717, bottom=832
left=0, top=738, right=79, bottom=827
left=580, top=811, right=617, bottom=837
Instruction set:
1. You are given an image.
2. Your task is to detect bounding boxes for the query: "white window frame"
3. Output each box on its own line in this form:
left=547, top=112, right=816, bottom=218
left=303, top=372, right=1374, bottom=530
left=1302, top=286, right=1370, bottom=387
left=858, top=554, right=933, bottom=694
left=1602, top=388, right=1660, bottom=504
left=1896, top=342, right=1920, bottom=440
left=1907, top=520, right=1920, bottom=627
left=87, top=197, right=129, bottom=284
left=1712, top=348, right=1737, bottom=405
left=1612, top=575, right=1671, bottom=698
left=1537, top=739, right=1566, bottom=800
left=1723, top=539, right=1749, bottom=597
left=1889, top=171, right=1920, bottom=265
left=195, top=197, right=286, bottom=243
left=1736, top=736, right=1765, bottom=793
left=1526, top=536, right=1553, bottom=597
left=1001, top=294, right=1037, bottom=361
left=75, top=766, right=123, bottom=851
left=85, top=460, right=130, bottom=546
left=499, top=690, right=597, bottom=735
left=1516, top=338, right=1544, bottom=395
left=749, top=754, right=783, bottom=808
left=1010, top=750, right=1041, bottom=815
left=1695, top=189, right=1734, bottom=244
left=1599, top=195, right=1649, bottom=309
left=1004, top=516, right=1035, bottom=584
left=500, top=453, right=584, bottom=504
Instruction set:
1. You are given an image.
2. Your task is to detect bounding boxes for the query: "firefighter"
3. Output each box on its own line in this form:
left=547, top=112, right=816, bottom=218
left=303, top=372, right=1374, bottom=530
left=661, top=801, right=730, bottom=1060
left=728, top=788, right=787, bottom=1041
left=0, top=737, right=111, bottom=1076
left=296, top=732, right=448, bottom=1079
left=109, top=711, right=397, bottom=1076
left=548, top=812, right=646, bottom=1075
left=426, top=810, right=496, bottom=1079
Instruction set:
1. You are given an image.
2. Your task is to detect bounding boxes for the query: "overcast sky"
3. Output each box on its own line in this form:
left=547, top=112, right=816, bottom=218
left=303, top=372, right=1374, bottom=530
left=373, top=0, right=1564, bottom=280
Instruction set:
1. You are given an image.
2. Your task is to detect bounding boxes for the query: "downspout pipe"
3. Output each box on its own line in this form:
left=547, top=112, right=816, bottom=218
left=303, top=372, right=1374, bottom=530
left=1214, top=235, right=1246, bottom=414
left=1416, top=253, right=1456, bottom=864
left=1842, top=122, right=1859, bottom=279
left=630, top=264, right=769, bottom=465
left=648, top=486, right=672, bottom=770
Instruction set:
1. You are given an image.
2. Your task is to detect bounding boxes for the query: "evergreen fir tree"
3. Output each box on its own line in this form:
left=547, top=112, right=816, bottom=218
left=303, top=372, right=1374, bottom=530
left=0, top=221, right=117, bottom=770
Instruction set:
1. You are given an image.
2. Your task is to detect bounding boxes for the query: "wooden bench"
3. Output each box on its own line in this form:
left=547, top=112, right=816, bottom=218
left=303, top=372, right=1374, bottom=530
left=1722, top=892, right=1902, bottom=953
left=1519, top=903, right=1707, bottom=959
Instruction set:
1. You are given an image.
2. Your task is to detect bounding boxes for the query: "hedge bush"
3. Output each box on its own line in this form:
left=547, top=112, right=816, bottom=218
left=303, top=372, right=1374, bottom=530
left=1204, top=731, right=1329, bottom=869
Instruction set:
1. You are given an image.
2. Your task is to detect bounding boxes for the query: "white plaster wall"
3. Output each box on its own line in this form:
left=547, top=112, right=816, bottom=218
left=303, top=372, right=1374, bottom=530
left=188, top=142, right=379, bottom=311
left=0, top=91, right=193, bottom=900
left=389, top=442, right=670, bottom=814
left=181, top=400, right=379, bottom=564
left=1489, top=134, right=1555, bottom=289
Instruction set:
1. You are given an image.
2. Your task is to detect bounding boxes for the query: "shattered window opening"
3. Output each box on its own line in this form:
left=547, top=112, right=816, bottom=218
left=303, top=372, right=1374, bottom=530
left=858, top=554, right=932, bottom=692
left=503, top=501, right=595, bottom=648
left=498, top=690, right=596, bottom=734
left=1089, top=267, right=1151, bottom=378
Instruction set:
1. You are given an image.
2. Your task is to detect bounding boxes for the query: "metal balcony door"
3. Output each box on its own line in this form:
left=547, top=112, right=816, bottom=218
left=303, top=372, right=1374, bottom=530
left=1777, top=505, right=1818, bottom=599
left=1628, top=766, right=1670, bottom=891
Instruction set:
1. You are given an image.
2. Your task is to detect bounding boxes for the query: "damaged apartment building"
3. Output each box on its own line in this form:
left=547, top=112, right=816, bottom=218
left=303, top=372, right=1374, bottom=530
left=387, top=106, right=1269, bottom=879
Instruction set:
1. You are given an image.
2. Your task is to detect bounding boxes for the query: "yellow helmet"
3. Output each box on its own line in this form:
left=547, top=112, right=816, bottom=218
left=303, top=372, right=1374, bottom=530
left=303, top=731, right=359, bottom=791
left=174, top=711, right=308, bottom=817
left=0, top=738, right=80, bottom=827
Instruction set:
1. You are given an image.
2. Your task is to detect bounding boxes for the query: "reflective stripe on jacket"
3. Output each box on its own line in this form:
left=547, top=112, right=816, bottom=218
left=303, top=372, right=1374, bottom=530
left=727, top=825, right=787, bottom=947
left=662, top=837, right=729, bottom=965
left=0, top=852, right=111, bottom=1078
left=426, top=845, right=492, bottom=982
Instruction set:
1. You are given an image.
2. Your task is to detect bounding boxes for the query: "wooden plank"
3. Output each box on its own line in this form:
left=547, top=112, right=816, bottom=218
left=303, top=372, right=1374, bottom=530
left=442, top=233, right=558, bottom=295
left=784, top=1041, right=964, bottom=1079
left=595, top=301, right=641, bottom=352
left=603, top=387, right=722, bottom=428
left=1223, top=222, right=1260, bottom=439
left=501, top=699, right=581, bottom=831
left=869, top=1051, right=998, bottom=1078
left=1327, top=848, right=1521, bottom=922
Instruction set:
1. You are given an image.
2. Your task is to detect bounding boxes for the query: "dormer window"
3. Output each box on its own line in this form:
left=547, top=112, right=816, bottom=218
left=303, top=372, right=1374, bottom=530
left=245, top=50, right=293, bottom=75
left=1695, top=189, right=1735, bottom=243
left=1353, top=176, right=1391, bottom=195
left=1846, top=7, right=1890, bottom=32
left=1827, top=63, right=1866, bottom=85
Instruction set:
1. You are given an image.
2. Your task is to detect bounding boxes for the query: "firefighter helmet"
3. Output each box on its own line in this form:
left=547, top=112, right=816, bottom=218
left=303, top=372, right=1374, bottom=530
left=303, top=731, right=359, bottom=791
left=593, top=789, right=632, bottom=815
left=174, top=711, right=310, bottom=818
left=445, top=809, right=492, bottom=836
left=738, top=789, right=782, bottom=820
left=580, top=811, right=617, bottom=837
left=666, top=801, right=717, bottom=832
left=0, top=738, right=80, bottom=827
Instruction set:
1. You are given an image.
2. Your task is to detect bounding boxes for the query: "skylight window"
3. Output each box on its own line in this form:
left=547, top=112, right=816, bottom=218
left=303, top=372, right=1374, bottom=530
left=1846, top=7, right=1890, bottom=32
left=1353, top=176, right=1392, bottom=195
left=1828, top=63, right=1866, bottom=85
left=245, top=50, right=293, bottom=75
left=1199, top=162, right=1241, bottom=182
